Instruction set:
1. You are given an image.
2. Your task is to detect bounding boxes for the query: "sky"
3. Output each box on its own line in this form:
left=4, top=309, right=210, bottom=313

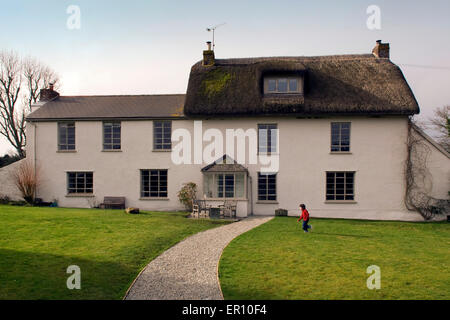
left=1, top=0, right=450, bottom=155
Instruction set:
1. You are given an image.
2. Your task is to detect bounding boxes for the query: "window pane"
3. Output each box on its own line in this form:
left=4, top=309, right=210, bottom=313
left=67, top=172, right=93, bottom=194
left=141, top=169, right=167, bottom=197
left=258, top=173, right=276, bottom=201
left=330, top=122, right=351, bottom=152
left=258, top=124, right=277, bottom=153
left=104, top=122, right=121, bottom=150
left=154, top=121, right=172, bottom=150
left=216, top=174, right=224, bottom=198
left=224, top=174, right=234, bottom=198
left=278, top=79, right=288, bottom=92
left=268, top=79, right=276, bottom=92
left=326, top=172, right=354, bottom=201
left=235, top=174, right=245, bottom=198
left=289, top=79, right=298, bottom=92
left=59, top=122, right=76, bottom=150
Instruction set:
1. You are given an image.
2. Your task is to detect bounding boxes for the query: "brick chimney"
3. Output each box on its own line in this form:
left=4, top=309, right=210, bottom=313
left=39, top=83, right=59, bottom=102
left=372, top=40, right=390, bottom=59
left=203, top=41, right=215, bottom=66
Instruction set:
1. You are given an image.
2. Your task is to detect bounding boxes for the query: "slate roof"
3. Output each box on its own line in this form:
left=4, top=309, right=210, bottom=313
left=27, top=94, right=186, bottom=121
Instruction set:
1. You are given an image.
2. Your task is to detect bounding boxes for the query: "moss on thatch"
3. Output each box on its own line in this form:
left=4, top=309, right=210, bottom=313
left=201, top=68, right=234, bottom=99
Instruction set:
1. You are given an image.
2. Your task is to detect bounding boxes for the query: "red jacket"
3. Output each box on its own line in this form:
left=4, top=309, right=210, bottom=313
left=297, top=209, right=310, bottom=222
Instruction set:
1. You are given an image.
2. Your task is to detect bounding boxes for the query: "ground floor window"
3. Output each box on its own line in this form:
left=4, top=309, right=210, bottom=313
left=326, top=171, right=355, bottom=200
left=141, top=169, right=168, bottom=198
left=204, top=173, right=245, bottom=199
left=67, top=172, right=93, bottom=194
left=258, top=172, right=277, bottom=201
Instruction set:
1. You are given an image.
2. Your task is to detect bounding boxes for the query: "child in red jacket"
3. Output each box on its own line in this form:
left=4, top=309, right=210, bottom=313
left=297, top=204, right=312, bottom=233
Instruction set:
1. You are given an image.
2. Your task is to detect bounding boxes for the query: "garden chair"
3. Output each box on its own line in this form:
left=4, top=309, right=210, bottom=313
left=192, top=199, right=211, bottom=218
left=219, top=200, right=237, bottom=218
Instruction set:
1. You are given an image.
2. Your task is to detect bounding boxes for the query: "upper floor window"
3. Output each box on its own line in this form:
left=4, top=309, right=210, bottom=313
left=258, top=124, right=278, bottom=154
left=153, top=121, right=172, bottom=150
left=265, top=77, right=302, bottom=94
left=58, top=122, right=75, bottom=151
left=331, top=122, right=351, bottom=152
left=103, top=122, right=121, bottom=150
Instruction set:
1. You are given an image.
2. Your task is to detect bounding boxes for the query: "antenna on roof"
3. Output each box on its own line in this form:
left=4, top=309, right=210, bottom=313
left=206, top=23, right=226, bottom=51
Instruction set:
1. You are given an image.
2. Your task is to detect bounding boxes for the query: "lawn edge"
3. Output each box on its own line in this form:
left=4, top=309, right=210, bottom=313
left=217, top=216, right=274, bottom=300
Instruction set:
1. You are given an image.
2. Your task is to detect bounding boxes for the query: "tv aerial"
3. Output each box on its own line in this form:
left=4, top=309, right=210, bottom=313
left=206, top=23, right=226, bottom=51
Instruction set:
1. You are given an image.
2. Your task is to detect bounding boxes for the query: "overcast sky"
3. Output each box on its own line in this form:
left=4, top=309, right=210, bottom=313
left=1, top=0, right=450, bottom=155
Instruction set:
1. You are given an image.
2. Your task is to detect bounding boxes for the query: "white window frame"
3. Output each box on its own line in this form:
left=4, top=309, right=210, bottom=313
left=265, top=77, right=302, bottom=94
left=203, top=172, right=247, bottom=200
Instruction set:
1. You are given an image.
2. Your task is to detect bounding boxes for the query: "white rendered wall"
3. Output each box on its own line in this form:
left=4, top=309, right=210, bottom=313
left=27, top=116, right=449, bottom=221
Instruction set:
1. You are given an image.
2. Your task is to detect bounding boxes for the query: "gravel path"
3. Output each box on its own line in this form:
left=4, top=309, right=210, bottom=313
left=124, top=216, right=273, bottom=300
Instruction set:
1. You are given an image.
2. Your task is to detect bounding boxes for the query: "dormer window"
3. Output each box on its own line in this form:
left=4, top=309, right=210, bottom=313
left=265, top=76, right=302, bottom=94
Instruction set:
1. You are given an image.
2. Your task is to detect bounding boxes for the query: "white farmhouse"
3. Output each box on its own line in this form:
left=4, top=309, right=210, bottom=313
left=25, top=41, right=450, bottom=220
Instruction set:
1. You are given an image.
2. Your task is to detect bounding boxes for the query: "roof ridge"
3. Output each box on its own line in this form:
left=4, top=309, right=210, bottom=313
left=216, top=53, right=375, bottom=60
left=58, top=94, right=186, bottom=98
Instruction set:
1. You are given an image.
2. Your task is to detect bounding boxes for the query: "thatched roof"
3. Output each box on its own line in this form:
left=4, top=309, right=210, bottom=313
left=184, top=54, right=420, bottom=117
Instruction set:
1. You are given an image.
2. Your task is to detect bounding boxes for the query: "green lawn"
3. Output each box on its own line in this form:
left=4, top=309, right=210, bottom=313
left=0, top=205, right=228, bottom=300
left=219, top=217, right=450, bottom=300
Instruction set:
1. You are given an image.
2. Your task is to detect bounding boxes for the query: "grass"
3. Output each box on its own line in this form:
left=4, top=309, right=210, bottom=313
left=0, top=205, right=228, bottom=300
left=219, top=217, right=450, bottom=300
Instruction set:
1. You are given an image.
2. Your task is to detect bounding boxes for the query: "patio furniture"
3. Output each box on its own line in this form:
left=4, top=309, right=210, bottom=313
left=99, top=196, right=126, bottom=209
left=192, top=200, right=211, bottom=218
left=219, top=200, right=237, bottom=218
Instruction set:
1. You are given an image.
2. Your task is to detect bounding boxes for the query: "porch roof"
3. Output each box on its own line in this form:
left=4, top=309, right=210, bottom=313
left=201, top=155, right=248, bottom=173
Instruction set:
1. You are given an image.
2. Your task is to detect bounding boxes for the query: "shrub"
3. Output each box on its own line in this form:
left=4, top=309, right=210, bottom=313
left=10, top=160, right=39, bottom=204
left=177, top=182, right=197, bottom=211
left=0, top=195, right=10, bottom=204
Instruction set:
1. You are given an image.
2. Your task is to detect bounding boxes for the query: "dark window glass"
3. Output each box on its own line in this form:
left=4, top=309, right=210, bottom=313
left=258, top=172, right=277, bottom=201
left=154, top=121, right=172, bottom=150
left=289, top=79, right=298, bottom=92
left=325, top=172, right=355, bottom=201
left=58, top=122, right=75, bottom=150
left=258, top=124, right=278, bottom=153
left=268, top=79, right=276, bottom=92
left=67, top=172, right=93, bottom=194
left=217, top=174, right=235, bottom=198
left=331, top=122, right=351, bottom=152
left=277, top=79, right=288, bottom=92
left=103, top=122, right=121, bottom=150
left=141, top=169, right=168, bottom=198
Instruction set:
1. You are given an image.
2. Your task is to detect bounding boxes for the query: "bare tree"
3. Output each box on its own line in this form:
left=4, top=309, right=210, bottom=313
left=0, top=51, right=58, bottom=158
left=428, top=105, right=450, bottom=152
left=416, top=105, right=450, bottom=152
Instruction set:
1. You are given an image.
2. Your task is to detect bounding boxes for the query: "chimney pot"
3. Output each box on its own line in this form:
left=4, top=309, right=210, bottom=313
left=203, top=42, right=215, bottom=66
left=372, top=40, right=390, bottom=59
left=39, top=85, right=59, bottom=102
